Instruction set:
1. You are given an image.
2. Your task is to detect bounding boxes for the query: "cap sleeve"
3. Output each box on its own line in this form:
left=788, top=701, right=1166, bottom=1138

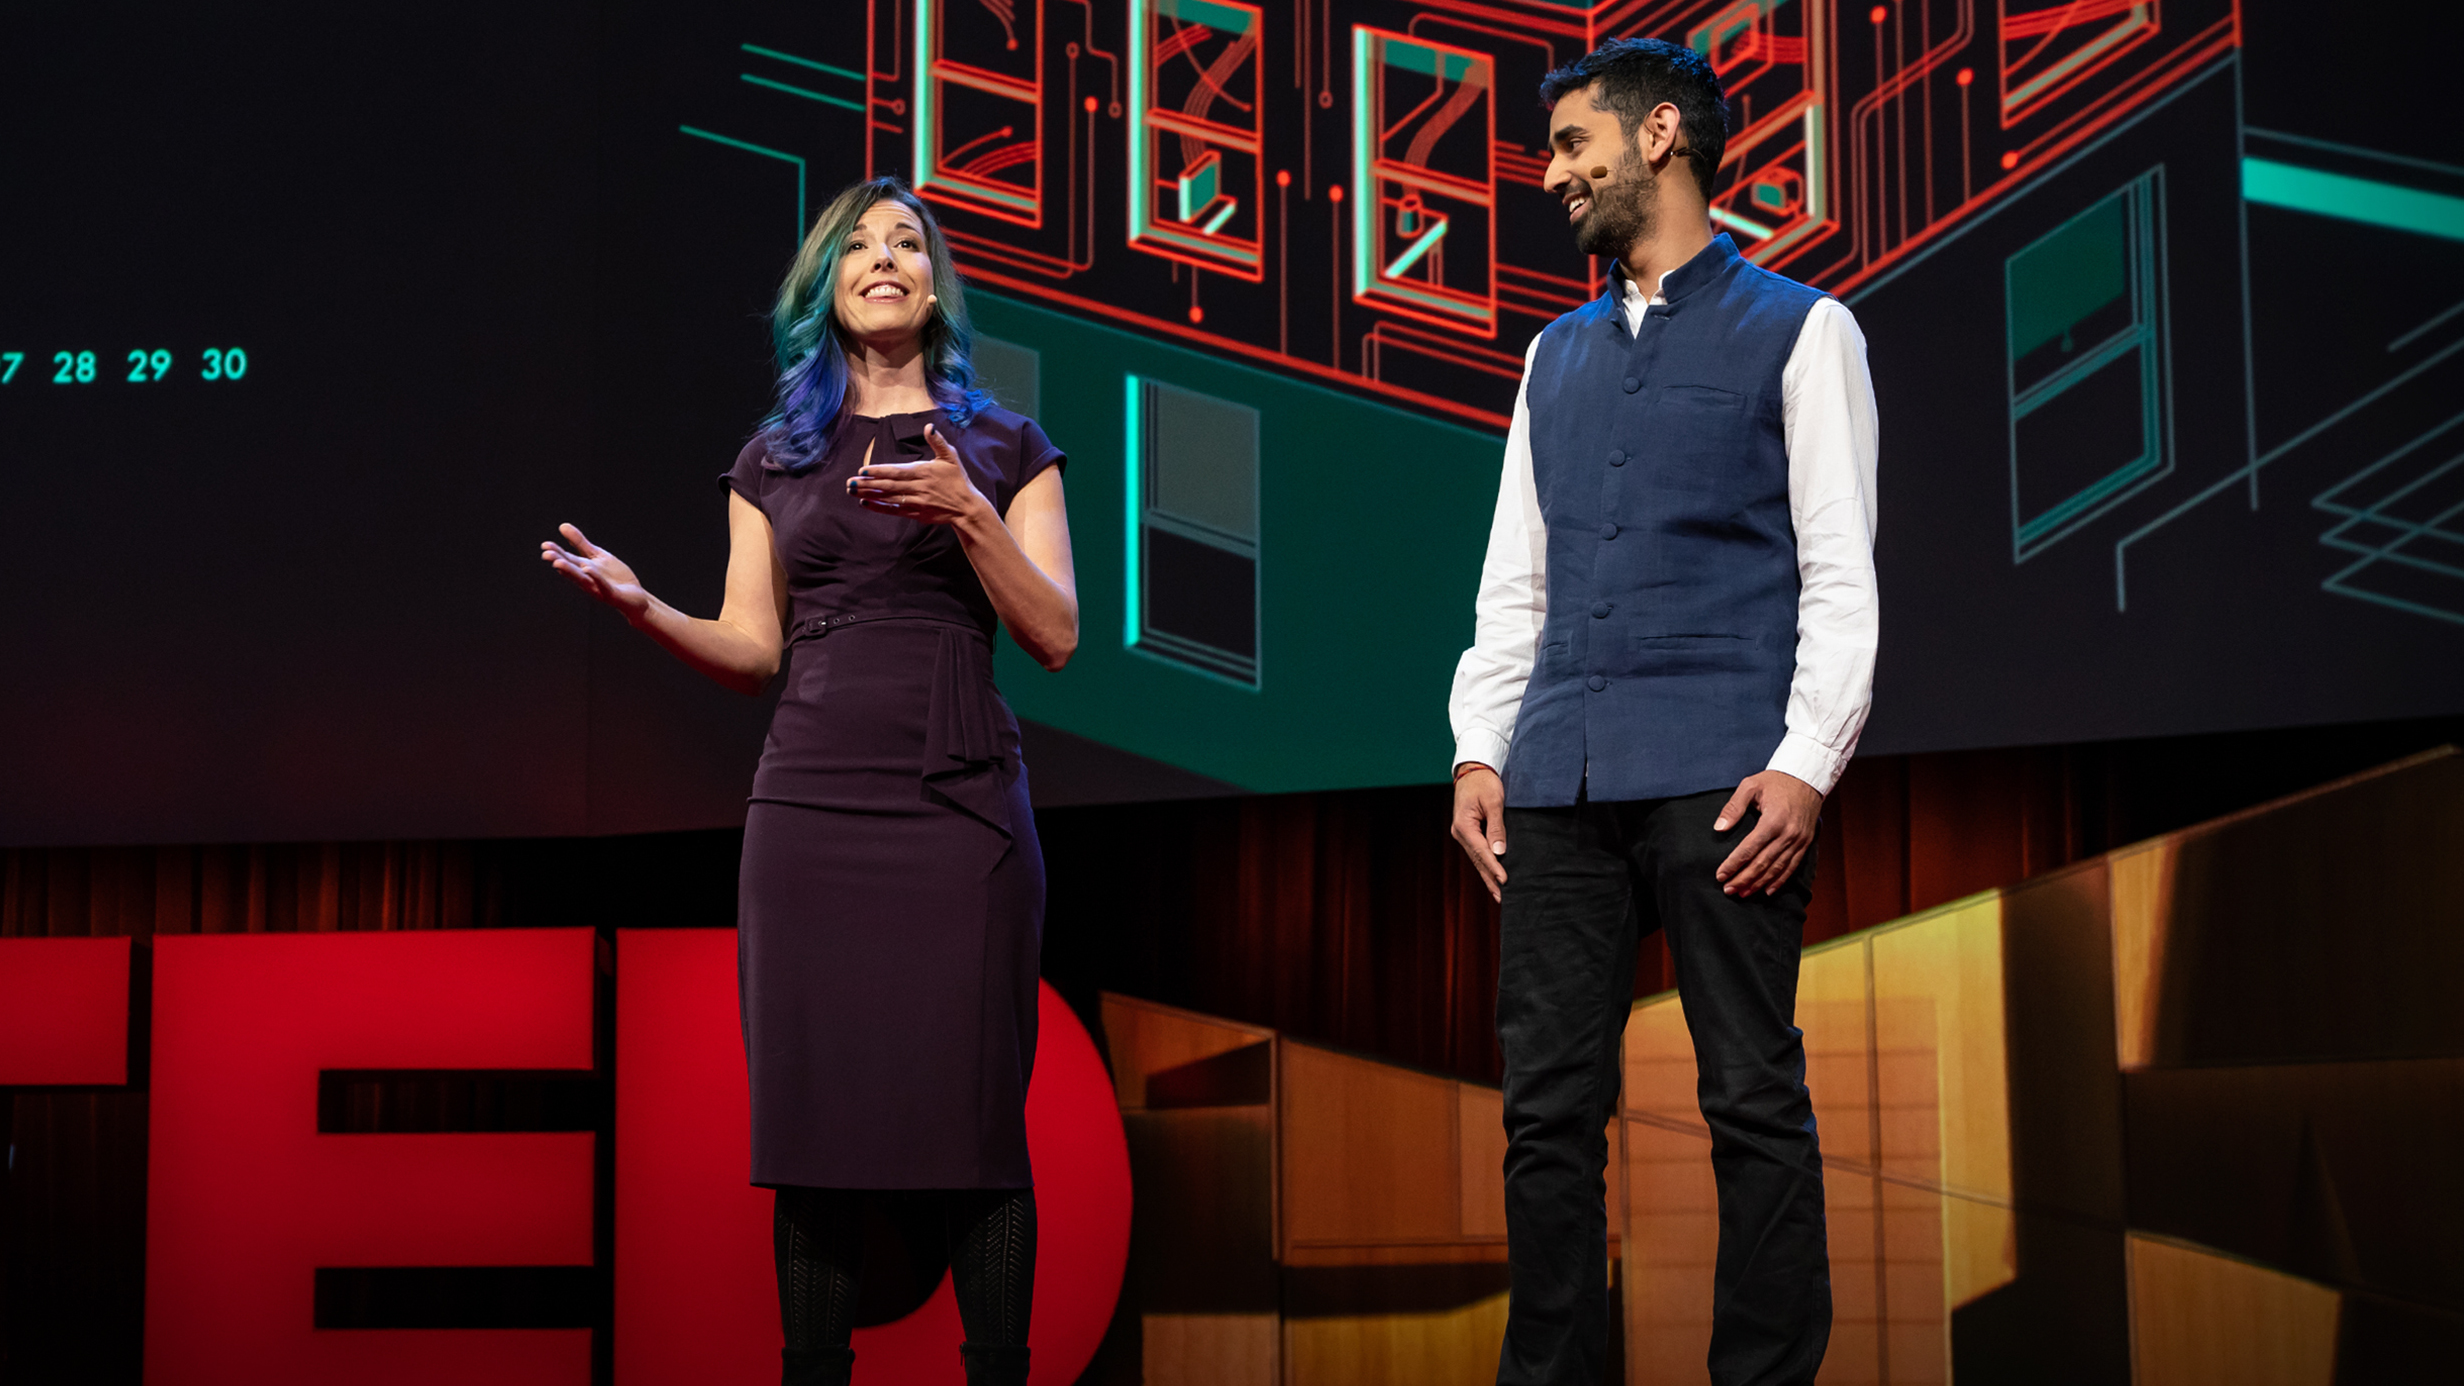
left=1014, top=416, right=1066, bottom=492
left=720, top=434, right=773, bottom=515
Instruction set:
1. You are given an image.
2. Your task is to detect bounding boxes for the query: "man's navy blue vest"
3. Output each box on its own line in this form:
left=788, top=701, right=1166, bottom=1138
left=1506, top=233, right=1824, bottom=808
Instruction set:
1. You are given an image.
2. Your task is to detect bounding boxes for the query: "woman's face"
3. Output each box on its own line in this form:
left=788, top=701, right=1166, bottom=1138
left=833, top=200, right=936, bottom=347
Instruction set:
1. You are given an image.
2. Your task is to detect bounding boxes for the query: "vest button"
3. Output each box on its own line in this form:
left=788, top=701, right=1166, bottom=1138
left=1586, top=675, right=1607, bottom=692
left=1621, top=375, right=1641, bottom=393
left=1606, top=449, right=1625, bottom=466
left=1599, top=523, right=1618, bottom=540
left=1590, top=601, right=1611, bottom=618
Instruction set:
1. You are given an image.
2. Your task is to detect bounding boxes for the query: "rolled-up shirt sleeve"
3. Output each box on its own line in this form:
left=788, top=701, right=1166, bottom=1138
left=1448, top=337, right=1548, bottom=776
left=1766, top=297, right=1880, bottom=796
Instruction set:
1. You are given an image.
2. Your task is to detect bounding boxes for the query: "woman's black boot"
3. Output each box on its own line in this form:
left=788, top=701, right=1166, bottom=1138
left=781, top=1344, right=855, bottom=1386
left=958, top=1341, right=1031, bottom=1385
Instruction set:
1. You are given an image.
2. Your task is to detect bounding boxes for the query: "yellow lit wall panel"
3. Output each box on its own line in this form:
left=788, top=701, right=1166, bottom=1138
left=1283, top=1290, right=1508, bottom=1386
left=2126, top=1234, right=2339, bottom=1386
left=1798, top=944, right=1885, bottom=1386
left=1105, top=994, right=1277, bottom=1108
left=1623, top=994, right=1716, bottom=1383
left=1279, top=1043, right=1464, bottom=1254
left=2107, top=841, right=2176, bottom=1071
left=1870, top=896, right=2016, bottom=1313
left=1143, top=1313, right=1279, bottom=1386
left=1456, top=1084, right=1508, bottom=1241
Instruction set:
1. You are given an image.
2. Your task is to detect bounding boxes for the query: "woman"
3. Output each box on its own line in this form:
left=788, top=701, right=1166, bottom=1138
left=542, top=177, right=1076, bottom=1386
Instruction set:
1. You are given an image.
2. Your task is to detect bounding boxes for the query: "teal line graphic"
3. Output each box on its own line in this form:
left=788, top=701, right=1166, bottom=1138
left=2234, top=66, right=2256, bottom=513
left=1119, top=374, right=1265, bottom=687
left=2320, top=476, right=2464, bottom=627
left=2312, top=409, right=2464, bottom=521
left=2242, top=126, right=2464, bottom=182
left=2312, top=410, right=2464, bottom=625
left=740, top=73, right=865, bottom=113
left=1384, top=218, right=1448, bottom=278
left=1123, top=374, right=1144, bottom=650
left=678, top=125, right=807, bottom=244
left=2389, top=298, right=2464, bottom=354
left=1709, top=205, right=1776, bottom=240
left=2114, top=332, right=2464, bottom=610
left=2004, top=170, right=2170, bottom=562
left=2105, top=116, right=2464, bottom=614
left=2241, top=159, right=2464, bottom=242
left=913, top=1, right=935, bottom=192
left=740, top=43, right=865, bottom=85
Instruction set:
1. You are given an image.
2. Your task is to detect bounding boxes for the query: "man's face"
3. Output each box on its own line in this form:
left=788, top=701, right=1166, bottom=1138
left=1543, top=85, right=1658, bottom=259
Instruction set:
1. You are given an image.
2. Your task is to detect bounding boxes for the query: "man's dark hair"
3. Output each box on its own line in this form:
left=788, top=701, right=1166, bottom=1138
left=1539, top=38, right=1728, bottom=198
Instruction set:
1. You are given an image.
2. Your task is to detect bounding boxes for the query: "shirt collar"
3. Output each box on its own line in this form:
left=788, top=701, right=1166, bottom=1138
left=1615, top=265, right=1671, bottom=308
left=1604, top=232, right=1743, bottom=310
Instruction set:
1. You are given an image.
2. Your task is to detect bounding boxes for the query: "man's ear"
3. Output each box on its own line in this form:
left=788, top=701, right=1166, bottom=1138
left=1643, top=101, right=1683, bottom=166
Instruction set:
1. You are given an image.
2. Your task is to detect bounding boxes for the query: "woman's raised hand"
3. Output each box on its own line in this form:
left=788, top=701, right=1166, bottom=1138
left=846, top=424, right=992, bottom=527
left=540, top=523, right=652, bottom=622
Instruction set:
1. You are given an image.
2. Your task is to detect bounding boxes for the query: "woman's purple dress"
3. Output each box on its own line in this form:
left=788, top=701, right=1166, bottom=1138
left=722, top=407, right=1062, bottom=1190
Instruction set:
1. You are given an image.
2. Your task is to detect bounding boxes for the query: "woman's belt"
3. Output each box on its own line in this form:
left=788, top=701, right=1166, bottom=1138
left=791, top=611, right=1013, bottom=838
left=786, top=611, right=990, bottom=646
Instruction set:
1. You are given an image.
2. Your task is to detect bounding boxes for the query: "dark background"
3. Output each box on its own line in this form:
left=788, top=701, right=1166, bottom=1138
left=1854, top=42, right=2464, bottom=754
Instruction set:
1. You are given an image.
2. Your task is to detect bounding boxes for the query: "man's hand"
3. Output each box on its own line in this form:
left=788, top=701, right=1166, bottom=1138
left=1713, top=770, right=1823, bottom=896
left=1450, top=764, right=1509, bottom=903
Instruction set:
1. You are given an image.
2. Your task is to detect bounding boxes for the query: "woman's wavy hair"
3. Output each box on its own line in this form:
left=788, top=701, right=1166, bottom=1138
left=761, top=177, right=990, bottom=473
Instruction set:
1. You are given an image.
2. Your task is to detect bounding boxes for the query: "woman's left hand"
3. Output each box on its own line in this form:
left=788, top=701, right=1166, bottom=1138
left=847, top=424, right=991, bottom=527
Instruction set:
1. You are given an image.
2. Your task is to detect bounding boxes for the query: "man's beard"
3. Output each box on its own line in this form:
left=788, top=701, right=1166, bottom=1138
left=1572, top=147, right=1656, bottom=258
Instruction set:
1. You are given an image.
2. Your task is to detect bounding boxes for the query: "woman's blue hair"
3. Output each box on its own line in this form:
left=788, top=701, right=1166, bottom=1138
left=762, top=177, right=992, bottom=473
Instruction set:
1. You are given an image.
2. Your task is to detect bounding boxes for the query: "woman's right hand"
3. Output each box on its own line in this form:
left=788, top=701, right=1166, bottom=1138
left=540, top=523, right=652, bottom=623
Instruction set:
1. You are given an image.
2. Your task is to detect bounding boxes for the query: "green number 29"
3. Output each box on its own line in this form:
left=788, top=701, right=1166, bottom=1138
left=126, top=349, right=174, bottom=382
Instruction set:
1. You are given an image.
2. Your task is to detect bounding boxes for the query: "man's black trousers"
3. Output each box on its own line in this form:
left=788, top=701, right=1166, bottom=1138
left=1494, top=788, right=1831, bottom=1386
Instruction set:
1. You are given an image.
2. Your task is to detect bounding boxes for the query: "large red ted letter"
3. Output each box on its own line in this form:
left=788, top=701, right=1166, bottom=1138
left=0, top=935, right=132, bottom=1084
left=614, top=928, right=1131, bottom=1385
left=145, top=929, right=597, bottom=1386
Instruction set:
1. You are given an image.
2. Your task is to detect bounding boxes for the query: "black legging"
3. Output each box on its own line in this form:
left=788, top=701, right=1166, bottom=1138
left=772, top=1186, right=1037, bottom=1386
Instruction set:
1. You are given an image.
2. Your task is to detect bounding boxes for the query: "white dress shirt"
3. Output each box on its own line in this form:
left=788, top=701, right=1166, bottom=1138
left=1447, top=266, right=1880, bottom=796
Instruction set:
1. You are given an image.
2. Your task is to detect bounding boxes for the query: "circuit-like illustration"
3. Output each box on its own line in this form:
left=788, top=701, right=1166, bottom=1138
left=794, top=0, right=2238, bottom=429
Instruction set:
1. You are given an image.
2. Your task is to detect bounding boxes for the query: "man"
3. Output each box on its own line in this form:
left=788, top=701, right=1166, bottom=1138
left=1447, top=37, right=1879, bottom=1386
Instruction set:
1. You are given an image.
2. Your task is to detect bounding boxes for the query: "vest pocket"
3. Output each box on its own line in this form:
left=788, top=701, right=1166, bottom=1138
left=1660, top=384, right=1743, bottom=410
left=1627, top=632, right=1754, bottom=675
left=1653, top=385, right=1754, bottom=494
